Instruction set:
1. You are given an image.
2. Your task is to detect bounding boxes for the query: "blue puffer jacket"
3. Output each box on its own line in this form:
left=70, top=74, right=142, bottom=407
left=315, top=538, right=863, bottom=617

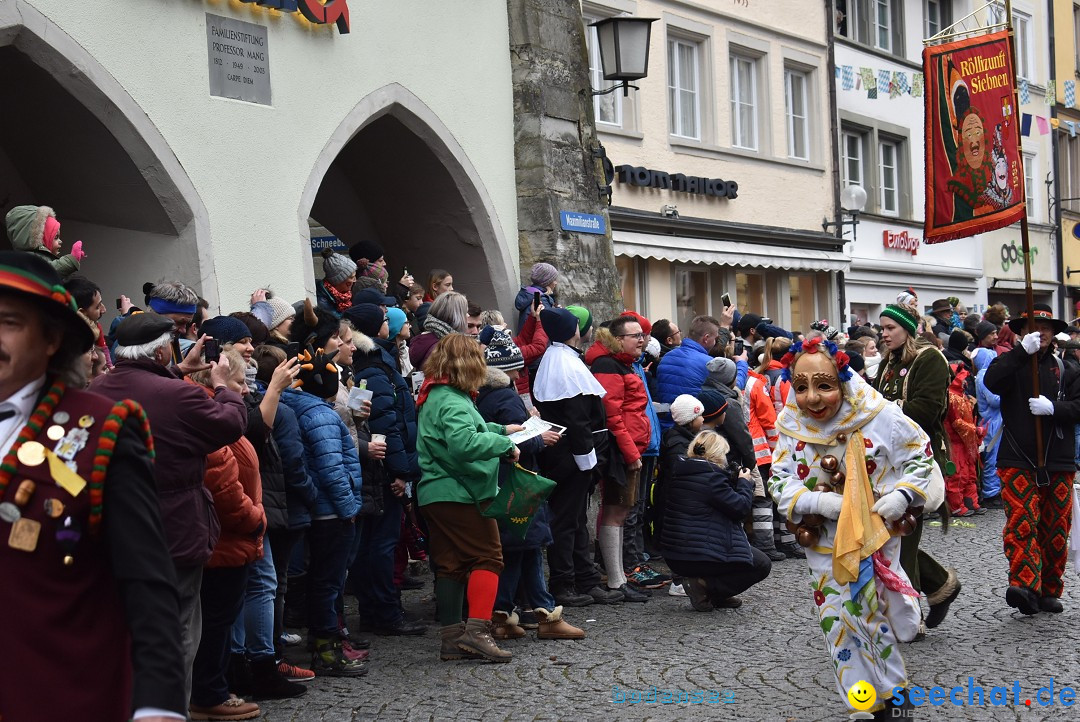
left=634, top=360, right=661, bottom=457
left=475, top=366, right=553, bottom=550
left=279, top=387, right=362, bottom=519
left=352, top=333, right=420, bottom=482
left=661, top=456, right=754, bottom=565
left=513, top=286, right=555, bottom=332
left=656, top=339, right=712, bottom=432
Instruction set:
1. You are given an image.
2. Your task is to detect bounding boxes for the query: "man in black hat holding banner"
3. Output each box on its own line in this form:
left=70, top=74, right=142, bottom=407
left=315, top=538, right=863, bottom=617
left=984, top=303, right=1080, bottom=615
left=0, top=252, right=185, bottom=721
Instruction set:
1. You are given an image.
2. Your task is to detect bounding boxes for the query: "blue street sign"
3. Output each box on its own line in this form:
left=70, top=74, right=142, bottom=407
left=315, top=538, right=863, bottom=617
left=559, top=210, right=607, bottom=235
left=311, top=235, right=347, bottom=256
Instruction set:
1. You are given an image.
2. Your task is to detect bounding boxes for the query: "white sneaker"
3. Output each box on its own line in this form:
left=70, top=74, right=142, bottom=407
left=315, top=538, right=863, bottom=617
left=280, top=632, right=302, bottom=646
left=668, top=582, right=687, bottom=597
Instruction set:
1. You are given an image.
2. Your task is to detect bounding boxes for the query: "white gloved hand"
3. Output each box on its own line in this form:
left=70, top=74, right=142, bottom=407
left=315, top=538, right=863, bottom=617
left=1028, top=395, right=1054, bottom=416
left=794, top=490, right=844, bottom=520
left=1021, top=331, right=1041, bottom=355
left=872, top=489, right=910, bottom=522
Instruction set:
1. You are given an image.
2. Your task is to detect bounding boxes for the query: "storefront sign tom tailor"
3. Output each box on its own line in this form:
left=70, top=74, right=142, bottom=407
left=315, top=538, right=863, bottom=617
left=614, top=165, right=739, bottom=199
left=882, top=229, right=919, bottom=255
left=207, top=14, right=272, bottom=105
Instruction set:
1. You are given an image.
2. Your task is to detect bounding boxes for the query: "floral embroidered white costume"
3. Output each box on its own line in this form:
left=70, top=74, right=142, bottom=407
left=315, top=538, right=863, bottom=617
left=770, top=372, right=933, bottom=713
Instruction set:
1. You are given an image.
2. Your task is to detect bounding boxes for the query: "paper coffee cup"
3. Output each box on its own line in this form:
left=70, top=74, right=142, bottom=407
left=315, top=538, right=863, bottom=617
left=371, top=434, right=387, bottom=444
left=347, top=386, right=373, bottom=410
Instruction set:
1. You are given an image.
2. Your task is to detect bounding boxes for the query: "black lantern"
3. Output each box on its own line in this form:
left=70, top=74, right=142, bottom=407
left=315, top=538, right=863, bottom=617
left=590, top=16, right=658, bottom=96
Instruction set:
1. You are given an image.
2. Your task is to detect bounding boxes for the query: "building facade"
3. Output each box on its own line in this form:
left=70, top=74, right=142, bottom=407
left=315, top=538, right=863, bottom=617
left=1053, top=0, right=1080, bottom=319
left=839, top=0, right=1058, bottom=323
left=0, top=0, right=525, bottom=313
left=586, top=0, right=842, bottom=334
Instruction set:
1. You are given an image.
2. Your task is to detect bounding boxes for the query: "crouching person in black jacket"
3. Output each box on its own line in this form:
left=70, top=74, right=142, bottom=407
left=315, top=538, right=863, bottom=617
left=661, top=431, right=771, bottom=611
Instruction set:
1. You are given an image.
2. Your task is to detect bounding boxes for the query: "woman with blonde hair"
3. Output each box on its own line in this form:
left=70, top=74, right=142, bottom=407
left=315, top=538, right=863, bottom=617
left=416, top=334, right=524, bottom=662
left=660, top=429, right=769, bottom=612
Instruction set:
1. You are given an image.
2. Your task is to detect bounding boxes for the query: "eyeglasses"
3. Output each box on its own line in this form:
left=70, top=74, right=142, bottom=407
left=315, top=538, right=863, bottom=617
left=617, top=333, right=646, bottom=340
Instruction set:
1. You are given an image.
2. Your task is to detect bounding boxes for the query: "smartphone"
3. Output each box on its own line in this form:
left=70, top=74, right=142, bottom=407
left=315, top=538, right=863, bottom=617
left=204, top=338, right=221, bottom=364
left=734, top=339, right=744, bottom=356
left=721, top=292, right=732, bottom=308
left=115, top=298, right=123, bottom=311
left=284, top=342, right=300, bottom=360
left=533, top=291, right=542, bottom=310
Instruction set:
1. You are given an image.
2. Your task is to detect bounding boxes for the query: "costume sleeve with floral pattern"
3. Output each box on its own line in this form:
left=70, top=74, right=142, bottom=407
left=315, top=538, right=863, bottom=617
left=769, top=432, right=813, bottom=523
left=880, top=407, right=934, bottom=502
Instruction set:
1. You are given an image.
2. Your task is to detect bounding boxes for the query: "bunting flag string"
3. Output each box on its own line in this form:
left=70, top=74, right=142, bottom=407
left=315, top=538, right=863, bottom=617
left=1065, top=80, right=1076, bottom=108
left=835, top=64, right=1075, bottom=108
left=1019, top=78, right=1030, bottom=105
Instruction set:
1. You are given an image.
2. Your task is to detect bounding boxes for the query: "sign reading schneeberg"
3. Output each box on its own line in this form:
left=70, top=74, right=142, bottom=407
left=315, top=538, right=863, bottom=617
left=207, top=14, right=272, bottom=106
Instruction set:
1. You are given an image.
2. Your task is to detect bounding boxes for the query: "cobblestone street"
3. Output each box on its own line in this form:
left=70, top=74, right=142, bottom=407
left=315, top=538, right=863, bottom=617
left=261, top=508, right=1080, bottom=721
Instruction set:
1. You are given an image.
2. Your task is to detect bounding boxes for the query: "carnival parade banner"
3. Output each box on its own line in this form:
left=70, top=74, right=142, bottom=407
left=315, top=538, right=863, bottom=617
left=923, top=30, right=1025, bottom=243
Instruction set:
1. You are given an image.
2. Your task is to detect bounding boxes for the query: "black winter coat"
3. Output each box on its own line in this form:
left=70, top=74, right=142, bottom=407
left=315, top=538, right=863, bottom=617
left=983, top=343, right=1080, bottom=472
left=535, top=392, right=608, bottom=484
left=701, top=381, right=756, bottom=469
left=661, top=456, right=755, bottom=565
left=244, top=393, right=288, bottom=531
left=476, top=367, right=553, bottom=550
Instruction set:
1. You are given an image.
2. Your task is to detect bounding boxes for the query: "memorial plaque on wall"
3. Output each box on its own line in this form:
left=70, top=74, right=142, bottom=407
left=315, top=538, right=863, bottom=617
left=206, top=13, right=271, bottom=106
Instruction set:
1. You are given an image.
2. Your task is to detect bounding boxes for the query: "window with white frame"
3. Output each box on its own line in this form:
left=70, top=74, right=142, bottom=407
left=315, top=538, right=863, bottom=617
left=926, top=0, right=943, bottom=38
left=1074, top=3, right=1080, bottom=73
left=1013, top=10, right=1033, bottom=81
left=669, top=38, right=701, bottom=140
left=874, top=0, right=892, bottom=51
left=585, top=17, right=622, bottom=127
left=842, top=130, right=865, bottom=188
left=1024, top=152, right=1036, bottom=220
left=1061, top=131, right=1080, bottom=213
left=730, top=54, right=759, bottom=150
left=879, top=140, right=899, bottom=215
left=785, top=67, right=810, bottom=160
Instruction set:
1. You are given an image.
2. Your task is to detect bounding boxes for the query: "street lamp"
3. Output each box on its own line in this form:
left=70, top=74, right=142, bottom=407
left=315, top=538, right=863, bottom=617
left=590, top=17, right=658, bottom=97
left=822, top=184, right=868, bottom=240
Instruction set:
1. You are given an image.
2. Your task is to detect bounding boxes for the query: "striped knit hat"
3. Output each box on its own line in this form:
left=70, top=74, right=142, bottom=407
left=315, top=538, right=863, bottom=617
left=880, top=304, right=919, bottom=336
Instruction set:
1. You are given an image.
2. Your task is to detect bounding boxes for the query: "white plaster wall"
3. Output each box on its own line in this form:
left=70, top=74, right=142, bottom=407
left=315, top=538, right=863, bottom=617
left=600, top=0, right=835, bottom=230
left=19, top=0, right=519, bottom=312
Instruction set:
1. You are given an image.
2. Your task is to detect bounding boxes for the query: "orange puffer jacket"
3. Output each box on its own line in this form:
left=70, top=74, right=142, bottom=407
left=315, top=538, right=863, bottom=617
left=742, top=371, right=778, bottom=468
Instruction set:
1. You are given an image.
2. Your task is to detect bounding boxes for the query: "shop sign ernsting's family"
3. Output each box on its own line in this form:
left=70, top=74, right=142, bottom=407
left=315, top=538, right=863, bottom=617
left=883, top=229, right=920, bottom=255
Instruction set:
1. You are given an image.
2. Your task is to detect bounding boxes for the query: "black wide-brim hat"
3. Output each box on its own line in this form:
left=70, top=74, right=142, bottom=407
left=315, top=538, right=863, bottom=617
left=0, top=251, right=94, bottom=354
left=1007, top=303, right=1069, bottom=335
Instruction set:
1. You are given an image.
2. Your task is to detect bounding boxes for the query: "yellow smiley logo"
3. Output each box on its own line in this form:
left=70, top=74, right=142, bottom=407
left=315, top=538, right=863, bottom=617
left=847, top=680, right=877, bottom=711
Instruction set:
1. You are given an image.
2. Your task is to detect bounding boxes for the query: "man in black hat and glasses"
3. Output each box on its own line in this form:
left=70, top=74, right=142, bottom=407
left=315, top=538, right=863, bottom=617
left=984, top=303, right=1080, bottom=616
left=0, top=252, right=185, bottom=721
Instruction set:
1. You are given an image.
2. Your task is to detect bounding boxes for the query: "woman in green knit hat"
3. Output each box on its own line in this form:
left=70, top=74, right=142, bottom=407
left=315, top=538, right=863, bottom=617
left=873, top=302, right=960, bottom=635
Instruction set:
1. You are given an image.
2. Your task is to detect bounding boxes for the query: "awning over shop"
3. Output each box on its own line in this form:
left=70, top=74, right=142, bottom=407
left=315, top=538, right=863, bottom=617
left=987, top=279, right=1059, bottom=293
left=845, top=257, right=982, bottom=298
left=613, top=231, right=850, bottom=272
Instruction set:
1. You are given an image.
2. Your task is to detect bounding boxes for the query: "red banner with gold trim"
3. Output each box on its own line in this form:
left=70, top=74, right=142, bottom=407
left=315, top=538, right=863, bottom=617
left=923, top=30, right=1025, bottom=243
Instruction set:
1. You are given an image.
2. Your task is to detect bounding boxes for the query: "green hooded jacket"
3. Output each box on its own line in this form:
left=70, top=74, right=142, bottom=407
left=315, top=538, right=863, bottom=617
left=416, top=383, right=514, bottom=506
left=5, top=205, right=81, bottom=278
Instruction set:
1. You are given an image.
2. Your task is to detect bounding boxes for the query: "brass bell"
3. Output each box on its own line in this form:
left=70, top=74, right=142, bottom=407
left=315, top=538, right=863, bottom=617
left=802, top=513, right=825, bottom=528
left=797, top=527, right=819, bottom=547
left=820, top=455, right=839, bottom=473
left=830, top=471, right=846, bottom=486
left=836, top=433, right=848, bottom=444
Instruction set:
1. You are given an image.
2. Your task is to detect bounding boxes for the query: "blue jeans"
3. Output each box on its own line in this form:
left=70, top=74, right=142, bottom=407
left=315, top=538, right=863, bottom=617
left=495, top=548, right=556, bottom=612
left=229, top=536, right=277, bottom=660
left=351, top=495, right=404, bottom=627
left=191, top=564, right=249, bottom=708
left=307, top=518, right=356, bottom=638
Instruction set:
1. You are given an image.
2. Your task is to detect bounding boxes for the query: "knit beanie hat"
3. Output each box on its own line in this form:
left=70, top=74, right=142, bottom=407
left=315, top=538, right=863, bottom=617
left=975, top=321, right=997, bottom=343
left=670, top=394, right=704, bottom=426
left=948, top=329, right=970, bottom=353
left=530, top=262, right=559, bottom=288
left=620, top=310, right=652, bottom=336
left=386, top=307, right=407, bottom=339
left=266, top=297, right=295, bottom=332
left=880, top=304, right=919, bottom=336
left=706, top=356, right=737, bottom=387
left=483, top=328, right=524, bottom=371
left=290, top=300, right=341, bottom=351
left=201, top=316, right=253, bottom=345
left=847, top=351, right=865, bottom=373
left=565, top=305, right=592, bottom=336
left=348, top=239, right=385, bottom=264
left=698, top=389, right=729, bottom=421
left=344, top=303, right=385, bottom=337
left=321, top=248, right=357, bottom=284
left=540, top=307, right=579, bottom=344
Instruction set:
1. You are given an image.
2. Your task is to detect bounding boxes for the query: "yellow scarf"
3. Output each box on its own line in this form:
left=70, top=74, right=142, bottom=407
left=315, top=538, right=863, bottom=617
left=832, top=430, right=891, bottom=584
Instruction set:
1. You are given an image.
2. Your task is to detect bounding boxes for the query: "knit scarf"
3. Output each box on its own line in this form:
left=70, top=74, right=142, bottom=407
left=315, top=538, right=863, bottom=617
left=423, top=315, right=456, bottom=338
left=322, top=280, right=352, bottom=313
left=415, top=376, right=477, bottom=410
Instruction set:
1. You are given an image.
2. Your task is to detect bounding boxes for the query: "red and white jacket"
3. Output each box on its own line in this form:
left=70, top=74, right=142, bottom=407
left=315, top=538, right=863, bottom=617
left=742, top=371, right=778, bottom=468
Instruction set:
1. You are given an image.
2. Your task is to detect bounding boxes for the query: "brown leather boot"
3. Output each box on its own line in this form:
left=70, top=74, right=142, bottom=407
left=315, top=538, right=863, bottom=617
left=439, top=623, right=480, bottom=661
left=491, top=610, right=526, bottom=640
left=535, top=605, right=585, bottom=640
left=457, top=618, right=512, bottom=662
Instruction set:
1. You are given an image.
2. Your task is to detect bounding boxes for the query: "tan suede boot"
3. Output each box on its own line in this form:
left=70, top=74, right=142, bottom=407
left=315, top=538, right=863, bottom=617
left=439, top=623, right=481, bottom=661
left=535, top=606, right=585, bottom=640
left=491, top=610, right=526, bottom=640
left=457, top=618, right=512, bottom=662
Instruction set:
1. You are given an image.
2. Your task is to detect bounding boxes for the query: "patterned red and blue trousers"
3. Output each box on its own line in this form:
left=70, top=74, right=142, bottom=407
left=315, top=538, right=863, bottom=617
left=997, top=467, right=1074, bottom=598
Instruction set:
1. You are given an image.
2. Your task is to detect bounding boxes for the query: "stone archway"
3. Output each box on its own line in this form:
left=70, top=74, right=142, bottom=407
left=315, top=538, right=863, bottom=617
left=0, top=2, right=211, bottom=304
left=298, top=83, right=516, bottom=310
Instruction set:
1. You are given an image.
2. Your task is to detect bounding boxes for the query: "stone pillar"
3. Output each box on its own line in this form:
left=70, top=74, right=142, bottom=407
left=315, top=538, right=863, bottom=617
left=507, top=0, right=622, bottom=321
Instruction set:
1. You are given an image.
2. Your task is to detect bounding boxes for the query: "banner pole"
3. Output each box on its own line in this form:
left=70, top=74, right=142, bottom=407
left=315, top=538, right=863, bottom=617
left=1004, top=0, right=1045, bottom=471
